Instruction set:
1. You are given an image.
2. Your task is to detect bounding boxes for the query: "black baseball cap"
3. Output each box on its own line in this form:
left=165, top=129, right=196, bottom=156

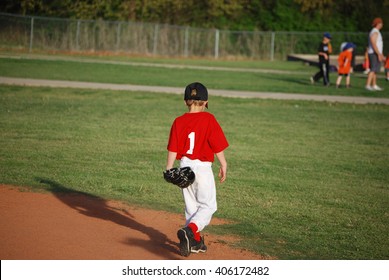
left=184, top=82, right=208, bottom=108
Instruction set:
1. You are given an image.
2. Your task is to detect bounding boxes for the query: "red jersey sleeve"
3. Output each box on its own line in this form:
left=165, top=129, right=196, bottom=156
left=208, top=115, right=229, bottom=154
left=167, top=119, right=179, bottom=153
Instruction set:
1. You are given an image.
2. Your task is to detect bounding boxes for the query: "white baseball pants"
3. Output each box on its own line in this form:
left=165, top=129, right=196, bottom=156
left=180, top=157, right=217, bottom=232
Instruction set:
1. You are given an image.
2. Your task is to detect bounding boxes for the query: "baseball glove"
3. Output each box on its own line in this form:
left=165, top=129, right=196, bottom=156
left=163, top=167, right=195, bottom=189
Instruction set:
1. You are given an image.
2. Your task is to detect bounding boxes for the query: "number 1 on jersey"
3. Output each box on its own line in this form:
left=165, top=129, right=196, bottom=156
left=186, top=132, right=195, bottom=154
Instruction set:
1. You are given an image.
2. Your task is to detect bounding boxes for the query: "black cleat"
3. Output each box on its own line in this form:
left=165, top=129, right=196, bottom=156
left=177, top=227, right=193, bottom=257
left=191, top=237, right=207, bottom=253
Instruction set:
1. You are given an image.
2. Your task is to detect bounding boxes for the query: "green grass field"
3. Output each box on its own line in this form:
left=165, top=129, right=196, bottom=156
left=0, top=53, right=388, bottom=259
left=0, top=53, right=388, bottom=97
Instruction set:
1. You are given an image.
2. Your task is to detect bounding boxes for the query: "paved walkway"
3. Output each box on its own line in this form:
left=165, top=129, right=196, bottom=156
left=1, top=76, right=389, bottom=105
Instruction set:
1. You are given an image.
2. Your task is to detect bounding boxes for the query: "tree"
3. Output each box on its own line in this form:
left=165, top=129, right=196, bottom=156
left=1, top=0, right=388, bottom=32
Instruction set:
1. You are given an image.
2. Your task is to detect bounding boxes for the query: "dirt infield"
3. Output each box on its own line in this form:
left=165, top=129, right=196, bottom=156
left=0, top=185, right=267, bottom=260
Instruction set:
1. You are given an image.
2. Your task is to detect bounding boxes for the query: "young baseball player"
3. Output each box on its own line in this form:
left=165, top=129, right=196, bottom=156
left=165, top=82, right=229, bottom=257
left=311, top=32, right=332, bottom=86
left=336, top=42, right=355, bottom=88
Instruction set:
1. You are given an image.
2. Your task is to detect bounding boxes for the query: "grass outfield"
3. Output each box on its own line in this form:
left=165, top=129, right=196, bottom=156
left=0, top=54, right=388, bottom=97
left=0, top=84, right=388, bottom=259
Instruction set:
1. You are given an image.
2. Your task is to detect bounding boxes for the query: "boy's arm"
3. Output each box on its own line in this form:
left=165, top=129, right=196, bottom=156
left=318, top=52, right=328, bottom=60
left=328, top=42, right=332, bottom=54
left=344, top=58, right=349, bottom=67
left=166, top=151, right=177, bottom=170
left=216, top=151, right=227, bottom=183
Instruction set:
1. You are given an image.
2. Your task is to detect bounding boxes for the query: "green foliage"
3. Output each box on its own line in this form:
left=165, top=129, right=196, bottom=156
left=1, top=0, right=388, bottom=32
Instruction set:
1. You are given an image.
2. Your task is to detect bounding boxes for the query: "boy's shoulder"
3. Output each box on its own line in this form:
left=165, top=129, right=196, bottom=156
left=338, top=51, right=346, bottom=58
left=339, top=50, right=351, bottom=57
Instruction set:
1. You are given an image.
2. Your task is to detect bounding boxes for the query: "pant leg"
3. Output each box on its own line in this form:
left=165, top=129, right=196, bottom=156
left=180, top=158, right=217, bottom=232
left=313, top=63, right=324, bottom=81
left=323, top=61, right=330, bottom=85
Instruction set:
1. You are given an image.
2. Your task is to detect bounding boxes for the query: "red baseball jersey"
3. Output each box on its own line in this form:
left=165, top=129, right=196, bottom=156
left=167, top=112, right=229, bottom=162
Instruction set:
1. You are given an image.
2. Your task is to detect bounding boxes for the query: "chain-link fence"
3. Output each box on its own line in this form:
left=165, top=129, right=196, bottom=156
left=1, top=13, right=388, bottom=60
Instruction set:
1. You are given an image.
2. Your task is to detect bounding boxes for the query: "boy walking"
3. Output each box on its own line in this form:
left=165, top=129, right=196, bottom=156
left=336, top=42, right=355, bottom=88
left=165, top=82, right=229, bottom=257
left=311, top=32, right=332, bottom=86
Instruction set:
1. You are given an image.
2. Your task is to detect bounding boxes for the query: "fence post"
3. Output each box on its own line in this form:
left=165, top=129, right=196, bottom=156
left=153, top=24, right=159, bottom=55
left=29, top=16, right=34, bottom=52
left=76, top=20, right=80, bottom=51
left=184, top=27, right=189, bottom=57
left=215, top=29, right=219, bottom=59
left=116, top=22, right=121, bottom=52
left=270, top=32, right=275, bottom=61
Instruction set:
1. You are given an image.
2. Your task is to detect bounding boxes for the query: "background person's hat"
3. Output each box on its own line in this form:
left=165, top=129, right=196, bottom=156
left=323, top=32, right=332, bottom=39
left=372, top=17, right=383, bottom=27
left=343, top=42, right=356, bottom=51
left=184, top=82, right=208, bottom=108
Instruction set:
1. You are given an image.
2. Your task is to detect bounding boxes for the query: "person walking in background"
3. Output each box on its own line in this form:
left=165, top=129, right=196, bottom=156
left=311, top=32, right=332, bottom=86
left=366, top=17, right=385, bottom=91
left=336, top=42, right=355, bottom=89
left=341, top=42, right=356, bottom=74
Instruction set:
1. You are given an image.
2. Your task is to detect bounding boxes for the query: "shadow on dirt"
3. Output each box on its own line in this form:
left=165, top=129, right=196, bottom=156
left=36, top=177, right=180, bottom=259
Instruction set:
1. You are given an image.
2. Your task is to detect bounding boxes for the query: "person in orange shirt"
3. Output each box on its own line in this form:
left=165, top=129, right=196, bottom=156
left=336, top=42, right=355, bottom=89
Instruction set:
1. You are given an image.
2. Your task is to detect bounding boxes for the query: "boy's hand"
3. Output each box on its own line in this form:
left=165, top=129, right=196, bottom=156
left=216, top=151, right=227, bottom=183
left=218, top=165, right=227, bottom=183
